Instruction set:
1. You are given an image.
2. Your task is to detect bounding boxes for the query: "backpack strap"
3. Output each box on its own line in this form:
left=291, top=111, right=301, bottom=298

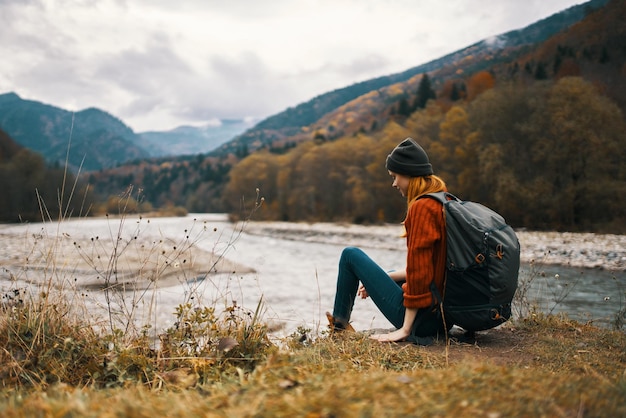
left=429, top=279, right=443, bottom=307
left=408, top=281, right=447, bottom=345
left=418, top=191, right=460, bottom=204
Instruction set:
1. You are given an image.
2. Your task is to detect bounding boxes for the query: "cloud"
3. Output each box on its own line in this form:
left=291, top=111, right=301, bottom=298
left=169, top=51, right=293, bottom=120
left=95, top=35, right=193, bottom=96
left=484, top=35, right=507, bottom=49
left=0, top=0, right=586, bottom=131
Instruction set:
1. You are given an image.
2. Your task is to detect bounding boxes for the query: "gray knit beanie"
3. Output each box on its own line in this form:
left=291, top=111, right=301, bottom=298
left=385, top=137, right=433, bottom=177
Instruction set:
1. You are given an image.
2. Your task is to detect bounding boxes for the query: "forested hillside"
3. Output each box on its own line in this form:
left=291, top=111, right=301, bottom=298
left=225, top=77, right=625, bottom=232
left=0, top=130, right=94, bottom=222
left=85, top=0, right=625, bottom=232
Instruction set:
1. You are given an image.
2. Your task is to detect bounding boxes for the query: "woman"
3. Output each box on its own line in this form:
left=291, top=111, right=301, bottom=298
left=328, top=137, right=448, bottom=344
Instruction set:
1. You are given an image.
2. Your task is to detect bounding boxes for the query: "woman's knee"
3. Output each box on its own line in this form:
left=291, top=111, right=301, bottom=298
left=340, top=247, right=364, bottom=264
left=341, top=246, right=361, bottom=255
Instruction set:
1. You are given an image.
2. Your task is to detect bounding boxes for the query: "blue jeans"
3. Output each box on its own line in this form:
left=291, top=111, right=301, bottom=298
left=332, top=247, right=445, bottom=338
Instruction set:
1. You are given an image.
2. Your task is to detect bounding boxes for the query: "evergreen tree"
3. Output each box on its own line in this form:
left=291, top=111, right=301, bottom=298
left=450, top=83, right=461, bottom=101
left=397, top=97, right=411, bottom=117
left=534, top=62, right=548, bottom=80
left=413, top=74, right=436, bottom=110
left=599, top=46, right=610, bottom=63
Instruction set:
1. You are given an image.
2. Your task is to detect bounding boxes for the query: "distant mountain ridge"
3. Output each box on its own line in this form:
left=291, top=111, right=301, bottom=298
left=0, top=92, right=148, bottom=171
left=139, top=119, right=257, bottom=157
left=0, top=93, right=256, bottom=170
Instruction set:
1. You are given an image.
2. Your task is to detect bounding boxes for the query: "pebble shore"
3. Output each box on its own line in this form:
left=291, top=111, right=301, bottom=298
left=1, top=221, right=625, bottom=283
left=515, top=230, right=626, bottom=271
left=243, top=222, right=626, bottom=272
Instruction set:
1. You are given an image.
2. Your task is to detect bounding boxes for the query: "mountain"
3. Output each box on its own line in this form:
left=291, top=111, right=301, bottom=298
left=138, top=118, right=257, bottom=158
left=0, top=1, right=609, bottom=173
left=85, top=0, right=622, bottom=217
left=209, top=0, right=610, bottom=158
left=0, top=92, right=258, bottom=169
left=0, top=93, right=149, bottom=171
left=32, top=0, right=621, bottom=228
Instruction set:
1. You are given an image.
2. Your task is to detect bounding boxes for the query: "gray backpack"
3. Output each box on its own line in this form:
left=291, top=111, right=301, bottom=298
left=421, top=192, right=520, bottom=332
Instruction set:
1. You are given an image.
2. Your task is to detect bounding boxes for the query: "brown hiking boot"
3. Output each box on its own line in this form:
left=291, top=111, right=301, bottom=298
left=325, top=311, right=355, bottom=332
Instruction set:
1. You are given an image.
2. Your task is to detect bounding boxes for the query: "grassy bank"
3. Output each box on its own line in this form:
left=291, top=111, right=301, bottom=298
left=0, top=301, right=624, bottom=417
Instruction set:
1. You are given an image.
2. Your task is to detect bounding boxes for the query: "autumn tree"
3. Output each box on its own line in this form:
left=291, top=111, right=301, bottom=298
left=467, top=82, right=543, bottom=225
left=466, top=71, right=495, bottom=101
left=428, top=106, right=474, bottom=193
left=468, top=77, right=626, bottom=231
left=222, top=151, right=280, bottom=219
left=531, top=77, right=626, bottom=230
left=365, top=122, right=413, bottom=223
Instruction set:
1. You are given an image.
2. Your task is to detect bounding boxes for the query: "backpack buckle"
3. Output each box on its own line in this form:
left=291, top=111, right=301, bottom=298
left=475, top=253, right=486, bottom=264
left=496, top=243, right=504, bottom=259
left=490, top=308, right=501, bottom=320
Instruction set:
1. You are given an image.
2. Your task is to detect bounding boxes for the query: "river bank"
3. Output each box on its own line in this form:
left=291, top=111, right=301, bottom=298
left=242, top=221, right=626, bottom=271
left=0, top=216, right=624, bottom=334
left=1, top=217, right=625, bottom=274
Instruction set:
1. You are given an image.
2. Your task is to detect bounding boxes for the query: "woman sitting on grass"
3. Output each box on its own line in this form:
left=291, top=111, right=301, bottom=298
left=327, top=137, right=449, bottom=344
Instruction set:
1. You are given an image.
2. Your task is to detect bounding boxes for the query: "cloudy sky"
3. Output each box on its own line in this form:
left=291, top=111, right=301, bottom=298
left=1, top=0, right=585, bottom=132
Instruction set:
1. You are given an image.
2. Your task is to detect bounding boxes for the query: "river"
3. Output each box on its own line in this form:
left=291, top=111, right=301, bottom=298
left=0, top=214, right=624, bottom=337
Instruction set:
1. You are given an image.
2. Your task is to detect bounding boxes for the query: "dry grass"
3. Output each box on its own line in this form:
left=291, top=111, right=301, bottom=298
left=0, top=310, right=624, bottom=417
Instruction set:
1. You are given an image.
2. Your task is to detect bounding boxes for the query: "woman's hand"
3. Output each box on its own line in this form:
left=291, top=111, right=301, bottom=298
left=357, top=284, right=369, bottom=299
left=370, top=308, right=417, bottom=343
left=369, top=328, right=411, bottom=342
